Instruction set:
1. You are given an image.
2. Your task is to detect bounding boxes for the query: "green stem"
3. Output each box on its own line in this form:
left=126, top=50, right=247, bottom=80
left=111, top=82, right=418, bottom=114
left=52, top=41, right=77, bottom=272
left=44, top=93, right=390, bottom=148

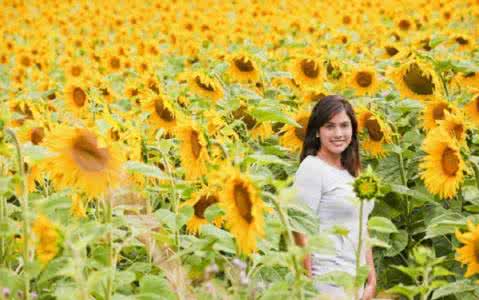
left=5, top=128, right=30, bottom=300
left=271, top=197, right=304, bottom=300
left=161, top=156, right=180, bottom=250
left=354, top=200, right=364, bottom=300
left=0, top=194, right=5, bottom=266
left=104, top=197, right=113, bottom=300
left=471, top=162, right=479, bottom=191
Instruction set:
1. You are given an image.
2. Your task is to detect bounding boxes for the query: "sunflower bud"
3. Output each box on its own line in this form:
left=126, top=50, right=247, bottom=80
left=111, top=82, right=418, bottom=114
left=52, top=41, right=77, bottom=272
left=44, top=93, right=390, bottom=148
left=353, top=165, right=381, bottom=200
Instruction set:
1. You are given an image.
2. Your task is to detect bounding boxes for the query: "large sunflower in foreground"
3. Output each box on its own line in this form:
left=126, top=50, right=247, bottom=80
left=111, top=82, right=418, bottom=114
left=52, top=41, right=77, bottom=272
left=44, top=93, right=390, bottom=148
left=177, top=121, right=209, bottom=180
left=279, top=111, right=310, bottom=152
left=221, top=170, right=264, bottom=255
left=357, top=108, right=392, bottom=158
left=228, top=52, right=260, bottom=83
left=183, top=187, right=222, bottom=235
left=42, top=125, right=124, bottom=198
left=144, top=94, right=177, bottom=134
left=290, top=56, right=323, bottom=87
left=189, top=72, right=224, bottom=101
left=349, top=66, right=381, bottom=96
left=455, top=219, right=479, bottom=277
left=389, top=59, right=443, bottom=101
left=419, top=128, right=465, bottom=199
left=465, top=94, right=479, bottom=126
left=421, top=99, right=457, bottom=131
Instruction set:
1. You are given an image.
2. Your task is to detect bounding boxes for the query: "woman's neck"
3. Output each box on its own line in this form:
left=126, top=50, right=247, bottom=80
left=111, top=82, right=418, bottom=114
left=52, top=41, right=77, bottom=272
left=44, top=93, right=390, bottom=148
left=316, top=148, right=343, bottom=169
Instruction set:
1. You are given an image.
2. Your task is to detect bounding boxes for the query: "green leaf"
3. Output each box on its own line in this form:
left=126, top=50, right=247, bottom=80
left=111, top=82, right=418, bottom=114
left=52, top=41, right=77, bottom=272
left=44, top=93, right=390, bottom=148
left=425, top=213, right=466, bottom=239
left=431, top=280, right=477, bottom=299
left=22, top=143, right=55, bottom=162
left=250, top=107, right=300, bottom=127
left=138, top=275, right=176, bottom=300
left=391, top=265, right=422, bottom=281
left=368, top=237, right=391, bottom=249
left=432, top=266, right=455, bottom=277
left=389, top=184, right=438, bottom=206
left=204, top=203, right=224, bottom=223
left=384, top=230, right=408, bottom=257
left=124, top=161, right=169, bottom=180
left=386, top=284, right=420, bottom=300
left=368, top=217, right=398, bottom=233
left=246, top=153, right=289, bottom=166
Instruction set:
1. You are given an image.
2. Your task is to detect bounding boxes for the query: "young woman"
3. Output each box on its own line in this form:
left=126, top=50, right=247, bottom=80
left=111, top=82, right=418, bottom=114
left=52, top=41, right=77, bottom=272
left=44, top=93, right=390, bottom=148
left=293, top=95, right=376, bottom=300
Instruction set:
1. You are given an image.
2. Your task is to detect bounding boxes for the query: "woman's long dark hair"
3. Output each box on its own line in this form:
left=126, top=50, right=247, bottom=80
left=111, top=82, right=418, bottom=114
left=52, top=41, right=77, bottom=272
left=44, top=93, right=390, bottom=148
left=299, top=95, right=361, bottom=177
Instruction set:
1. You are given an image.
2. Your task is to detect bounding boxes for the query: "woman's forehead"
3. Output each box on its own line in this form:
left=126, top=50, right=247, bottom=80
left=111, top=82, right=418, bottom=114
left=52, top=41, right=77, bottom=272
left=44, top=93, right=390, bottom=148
left=327, top=110, right=351, bottom=123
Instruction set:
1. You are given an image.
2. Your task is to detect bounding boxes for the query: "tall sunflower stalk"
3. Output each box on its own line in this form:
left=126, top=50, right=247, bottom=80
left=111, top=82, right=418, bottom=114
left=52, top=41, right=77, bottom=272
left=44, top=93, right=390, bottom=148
left=5, top=128, right=30, bottom=300
left=353, top=167, right=380, bottom=300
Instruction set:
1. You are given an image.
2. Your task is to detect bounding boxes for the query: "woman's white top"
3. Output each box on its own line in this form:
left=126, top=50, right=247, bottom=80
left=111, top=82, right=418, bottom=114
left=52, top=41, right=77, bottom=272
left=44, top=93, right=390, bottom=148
left=293, top=155, right=374, bottom=276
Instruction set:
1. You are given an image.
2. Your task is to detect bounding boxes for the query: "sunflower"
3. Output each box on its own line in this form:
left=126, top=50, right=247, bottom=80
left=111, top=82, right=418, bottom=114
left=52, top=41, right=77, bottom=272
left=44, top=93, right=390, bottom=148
left=71, top=194, right=87, bottom=218
left=421, top=99, right=457, bottom=131
left=455, top=219, right=479, bottom=277
left=18, top=121, right=46, bottom=145
left=389, top=59, right=443, bottom=101
left=64, top=80, right=89, bottom=116
left=32, top=214, right=59, bottom=264
left=221, top=170, right=264, bottom=255
left=177, top=121, right=209, bottom=180
left=349, top=66, right=380, bottom=96
left=232, top=104, right=272, bottom=140
left=229, top=52, right=260, bottom=83
left=437, top=110, right=469, bottom=145
left=183, top=187, right=222, bottom=235
left=189, top=72, right=224, bottom=101
left=279, top=110, right=310, bottom=152
left=144, top=94, right=177, bottom=134
left=290, top=55, right=323, bottom=87
left=357, top=108, right=393, bottom=158
left=449, top=33, right=475, bottom=51
left=456, top=72, right=479, bottom=90
left=419, top=128, right=465, bottom=199
left=301, top=87, right=327, bottom=104
left=41, top=125, right=124, bottom=199
left=465, top=94, right=479, bottom=126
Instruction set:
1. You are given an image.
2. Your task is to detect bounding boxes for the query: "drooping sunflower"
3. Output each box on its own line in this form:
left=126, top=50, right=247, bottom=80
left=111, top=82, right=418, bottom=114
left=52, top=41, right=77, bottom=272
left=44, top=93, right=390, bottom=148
left=301, top=87, right=327, bottom=104
left=189, top=72, right=224, bottom=101
left=279, top=110, right=310, bottom=152
left=144, top=94, right=177, bottom=135
left=357, top=108, right=393, bottom=158
left=232, top=104, right=272, bottom=140
left=421, top=99, right=457, bottom=131
left=389, top=59, right=443, bottom=101
left=41, top=125, right=124, bottom=199
left=177, top=121, right=209, bottom=180
left=465, top=94, right=479, bottom=126
left=32, top=214, right=60, bottom=264
left=64, top=80, right=89, bottom=116
left=419, top=128, right=465, bottom=199
left=349, top=66, right=380, bottom=96
left=437, top=110, right=469, bottom=145
left=455, top=219, right=479, bottom=277
left=183, top=187, right=222, bottom=235
left=228, top=52, right=260, bottom=83
left=221, top=170, right=265, bottom=255
left=290, top=55, right=323, bottom=87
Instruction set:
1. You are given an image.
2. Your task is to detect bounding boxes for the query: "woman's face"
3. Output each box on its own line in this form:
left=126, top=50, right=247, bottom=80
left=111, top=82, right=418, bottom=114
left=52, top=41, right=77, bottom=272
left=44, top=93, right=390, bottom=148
left=318, top=110, right=353, bottom=155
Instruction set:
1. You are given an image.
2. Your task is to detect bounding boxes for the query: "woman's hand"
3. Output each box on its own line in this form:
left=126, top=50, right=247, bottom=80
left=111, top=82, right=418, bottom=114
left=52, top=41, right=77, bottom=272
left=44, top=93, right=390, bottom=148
left=361, top=279, right=376, bottom=300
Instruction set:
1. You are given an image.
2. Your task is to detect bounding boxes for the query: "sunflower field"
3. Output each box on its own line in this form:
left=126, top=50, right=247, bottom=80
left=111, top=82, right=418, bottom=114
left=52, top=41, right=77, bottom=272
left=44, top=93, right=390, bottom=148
left=1, top=0, right=479, bottom=299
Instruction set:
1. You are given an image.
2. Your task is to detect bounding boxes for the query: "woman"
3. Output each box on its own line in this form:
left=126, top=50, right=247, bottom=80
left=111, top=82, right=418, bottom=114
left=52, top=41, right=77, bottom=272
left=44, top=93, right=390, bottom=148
left=293, top=95, right=376, bottom=300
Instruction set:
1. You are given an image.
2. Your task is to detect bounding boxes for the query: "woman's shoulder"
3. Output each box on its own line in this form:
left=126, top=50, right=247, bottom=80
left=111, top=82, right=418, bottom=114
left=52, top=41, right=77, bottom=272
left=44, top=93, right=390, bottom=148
left=295, top=155, right=326, bottom=177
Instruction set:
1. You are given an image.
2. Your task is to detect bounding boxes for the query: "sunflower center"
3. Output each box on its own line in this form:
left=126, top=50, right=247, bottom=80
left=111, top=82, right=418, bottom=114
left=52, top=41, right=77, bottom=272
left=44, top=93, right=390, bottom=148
left=233, top=106, right=257, bottom=130
left=190, top=130, right=202, bottom=159
left=295, top=116, right=309, bottom=141
left=21, top=56, right=31, bottom=67
left=365, top=118, right=384, bottom=141
left=194, top=195, right=218, bottom=218
left=154, top=98, right=175, bottom=122
left=300, top=59, right=319, bottom=78
left=71, top=65, right=82, bottom=77
left=452, top=124, right=464, bottom=140
left=402, top=63, right=435, bottom=95
left=385, top=46, right=399, bottom=56
left=456, top=37, right=469, bottom=45
left=441, top=147, right=460, bottom=176
left=31, top=127, right=45, bottom=145
left=233, top=57, right=255, bottom=72
left=356, top=72, right=373, bottom=87
left=72, top=87, right=87, bottom=107
left=432, top=103, right=449, bottom=121
left=195, top=76, right=215, bottom=92
left=110, top=57, right=120, bottom=70
left=233, top=183, right=253, bottom=224
left=398, top=19, right=411, bottom=31
left=72, top=131, right=109, bottom=172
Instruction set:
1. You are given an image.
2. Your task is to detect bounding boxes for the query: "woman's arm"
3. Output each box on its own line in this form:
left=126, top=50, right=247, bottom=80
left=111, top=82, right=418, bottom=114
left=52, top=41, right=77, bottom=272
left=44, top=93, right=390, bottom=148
left=293, top=231, right=312, bottom=277
left=362, top=247, right=377, bottom=300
